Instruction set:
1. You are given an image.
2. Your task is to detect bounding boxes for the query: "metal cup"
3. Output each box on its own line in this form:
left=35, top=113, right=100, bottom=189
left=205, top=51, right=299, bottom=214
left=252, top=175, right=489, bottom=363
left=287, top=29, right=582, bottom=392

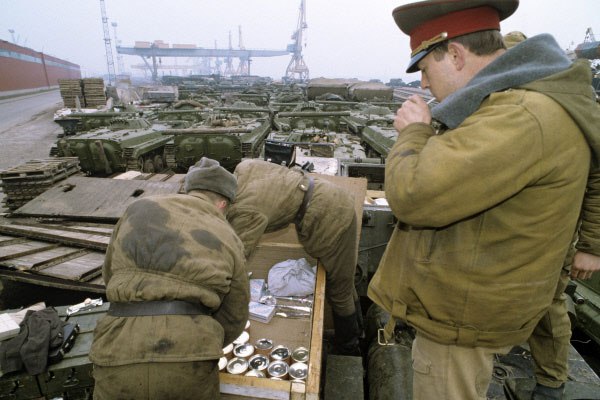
left=255, top=338, right=274, bottom=356
left=267, top=360, right=289, bottom=380
left=233, top=343, right=255, bottom=358
left=233, top=331, right=250, bottom=345
left=245, top=369, right=266, bottom=378
left=248, top=354, right=270, bottom=371
left=222, top=343, right=234, bottom=360
left=218, top=356, right=228, bottom=371
left=270, top=345, right=290, bottom=363
left=291, top=346, right=309, bottom=363
left=289, top=362, right=308, bottom=381
left=226, top=357, right=249, bottom=375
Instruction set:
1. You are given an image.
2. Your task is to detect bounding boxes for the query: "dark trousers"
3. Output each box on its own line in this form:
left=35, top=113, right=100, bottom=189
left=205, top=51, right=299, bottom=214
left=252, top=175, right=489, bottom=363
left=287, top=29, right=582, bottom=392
left=93, top=360, right=219, bottom=400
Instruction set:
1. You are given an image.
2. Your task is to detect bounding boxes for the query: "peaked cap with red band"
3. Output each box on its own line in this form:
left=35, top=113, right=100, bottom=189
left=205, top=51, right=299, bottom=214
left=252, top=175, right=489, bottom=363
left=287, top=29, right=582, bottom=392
left=392, top=0, right=519, bottom=73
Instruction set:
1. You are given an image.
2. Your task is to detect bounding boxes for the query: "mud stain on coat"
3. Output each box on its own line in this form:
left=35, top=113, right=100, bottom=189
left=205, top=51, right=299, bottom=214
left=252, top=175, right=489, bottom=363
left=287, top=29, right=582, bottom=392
left=120, top=199, right=192, bottom=272
left=153, top=338, right=175, bottom=354
left=191, top=229, right=223, bottom=251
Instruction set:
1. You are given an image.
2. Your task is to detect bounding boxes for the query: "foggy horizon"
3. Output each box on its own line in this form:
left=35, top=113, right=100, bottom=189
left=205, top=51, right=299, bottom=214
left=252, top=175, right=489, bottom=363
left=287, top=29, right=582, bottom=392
left=1, top=0, right=599, bottom=84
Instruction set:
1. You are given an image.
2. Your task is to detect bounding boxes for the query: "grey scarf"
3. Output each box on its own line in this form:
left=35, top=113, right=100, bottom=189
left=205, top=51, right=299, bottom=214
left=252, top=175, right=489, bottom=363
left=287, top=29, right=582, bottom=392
left=431, top=34, right=572, bottom=129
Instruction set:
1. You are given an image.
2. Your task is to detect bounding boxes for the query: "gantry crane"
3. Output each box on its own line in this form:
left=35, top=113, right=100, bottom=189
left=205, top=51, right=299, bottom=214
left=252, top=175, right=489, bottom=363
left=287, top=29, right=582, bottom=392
left=285, top=0, right=309, bottom=82
left=99, top=0, right=116, bottom=85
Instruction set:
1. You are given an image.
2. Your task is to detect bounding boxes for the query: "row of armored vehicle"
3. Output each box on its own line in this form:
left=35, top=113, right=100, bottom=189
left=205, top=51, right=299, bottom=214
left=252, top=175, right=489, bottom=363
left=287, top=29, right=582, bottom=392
left=51, top=81, right=408, bottom=184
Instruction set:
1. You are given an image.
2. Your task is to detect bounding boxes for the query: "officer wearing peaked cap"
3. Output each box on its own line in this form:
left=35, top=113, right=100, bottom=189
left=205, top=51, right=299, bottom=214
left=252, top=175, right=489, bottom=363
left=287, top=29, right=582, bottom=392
left=367, top=0, right=600, bottom=399
left=90, top=157, right=249, bottom=399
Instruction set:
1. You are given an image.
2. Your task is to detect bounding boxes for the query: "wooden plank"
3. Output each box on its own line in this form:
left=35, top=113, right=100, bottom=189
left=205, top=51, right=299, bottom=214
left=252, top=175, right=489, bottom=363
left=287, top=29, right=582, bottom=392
left=88, top=275, right=105, bottom=286
left=0, top=241, right=58, bottom=262
left=146, top=173, right=174, bottom=182
left=13, top=222, right=115, bottom=236
left=0, top=223, right=110, bottom=251
left=0, top=236, right=28, bottom=246
left=6, top=247, right=87, bottom=271
left=12, top=176, right=181, bottom=221
left=221, top=375, right=291, bottom=399
left=40, top=252, right=104, bottom=281
left=112, top=171, right=143, bottom=180
left=0, top=269, right=105, bottom=293
left=164, top=174, right=185, bottom=183
left=306, top=264, right=326, bottom=400
left=0, top=235, right=15, bottom=243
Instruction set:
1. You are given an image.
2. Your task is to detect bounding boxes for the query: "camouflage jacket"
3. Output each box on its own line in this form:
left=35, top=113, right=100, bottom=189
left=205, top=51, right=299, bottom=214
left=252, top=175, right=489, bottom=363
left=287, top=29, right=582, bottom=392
left=90, top=192, right=249, bottom=366
left=227, top=159, right=356, bottom=260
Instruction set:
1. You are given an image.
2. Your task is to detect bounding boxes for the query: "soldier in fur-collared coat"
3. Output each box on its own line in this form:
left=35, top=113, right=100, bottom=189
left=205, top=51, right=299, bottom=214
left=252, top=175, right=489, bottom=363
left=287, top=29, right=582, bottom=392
left=367, top=0, right=600, bottom=398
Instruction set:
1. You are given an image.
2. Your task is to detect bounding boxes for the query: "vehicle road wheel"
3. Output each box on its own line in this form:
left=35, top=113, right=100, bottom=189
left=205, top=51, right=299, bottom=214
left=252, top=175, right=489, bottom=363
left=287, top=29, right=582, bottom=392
left=144, top=159, right=155, bottom=173
left=154, top=155, right=164, bottom=172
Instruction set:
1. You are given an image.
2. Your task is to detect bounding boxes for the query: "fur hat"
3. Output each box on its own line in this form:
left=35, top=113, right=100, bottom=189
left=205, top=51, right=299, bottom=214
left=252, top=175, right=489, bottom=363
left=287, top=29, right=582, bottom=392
left=392, top=0, right=519, bottom=72
left=184, top=157, right=237, bottom=202
left=503, top=31, right=527, bottom=49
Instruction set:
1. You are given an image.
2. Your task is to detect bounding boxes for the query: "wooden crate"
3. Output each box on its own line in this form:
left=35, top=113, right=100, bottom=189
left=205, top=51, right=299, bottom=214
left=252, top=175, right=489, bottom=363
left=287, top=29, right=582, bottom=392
left=220, top=231, right=324, bottom=400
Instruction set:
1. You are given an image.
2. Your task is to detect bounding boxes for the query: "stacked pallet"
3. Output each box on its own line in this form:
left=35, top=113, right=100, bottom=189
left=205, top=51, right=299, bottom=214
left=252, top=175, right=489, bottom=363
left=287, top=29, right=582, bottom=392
left=82, top=78, right=107, bottom=107
left=58, top=79, right=83, bottom=108
left=0, top=158, right=81, bottom=210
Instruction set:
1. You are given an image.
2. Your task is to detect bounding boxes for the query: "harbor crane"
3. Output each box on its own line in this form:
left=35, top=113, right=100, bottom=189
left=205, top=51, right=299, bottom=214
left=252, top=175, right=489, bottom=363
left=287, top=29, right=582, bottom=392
left=223, top=31, right=235, bottom=77
left=285, top=0, right=309, bottom=82
left=236, top=26, right=250, bottom=76
left=575, top=27, right=600, bottom=62
left=99, top=0, right=116, bottom=85
left=111, top=21, right=125, bottom=76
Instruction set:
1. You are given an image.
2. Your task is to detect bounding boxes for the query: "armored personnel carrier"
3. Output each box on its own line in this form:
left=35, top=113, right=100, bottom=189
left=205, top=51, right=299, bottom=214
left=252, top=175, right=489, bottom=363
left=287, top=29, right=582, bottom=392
left=156, top=99, right=212, bottom=128
left=162, top=101, right=272, bottom=172
left=53, top=110, right=144, bottom=136
left=267, top=105, right=387, bottom=191
left=270, top=108, right=364, bottom=160
left=52, top=121, right=172, bottom=175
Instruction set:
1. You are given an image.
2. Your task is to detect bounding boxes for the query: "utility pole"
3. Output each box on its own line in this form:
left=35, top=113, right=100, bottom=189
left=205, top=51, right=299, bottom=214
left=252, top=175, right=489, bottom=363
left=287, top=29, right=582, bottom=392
left=285, top=0, right=309, bottom=82
left=99, top=0, right=116, bottom=85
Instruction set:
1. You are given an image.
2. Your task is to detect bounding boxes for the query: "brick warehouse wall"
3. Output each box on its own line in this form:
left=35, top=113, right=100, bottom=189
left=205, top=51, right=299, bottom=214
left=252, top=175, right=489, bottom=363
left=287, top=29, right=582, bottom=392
left=0, top=40, right=81, bottom=92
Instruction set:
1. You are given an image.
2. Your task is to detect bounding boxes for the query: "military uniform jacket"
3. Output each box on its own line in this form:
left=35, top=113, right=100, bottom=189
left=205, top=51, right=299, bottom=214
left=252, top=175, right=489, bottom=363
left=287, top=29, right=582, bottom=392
left=90, top=192, right=249, bottom=366
left=368, top=35, right=600, bottom=348
left=228, top=159, right=356, bottom=261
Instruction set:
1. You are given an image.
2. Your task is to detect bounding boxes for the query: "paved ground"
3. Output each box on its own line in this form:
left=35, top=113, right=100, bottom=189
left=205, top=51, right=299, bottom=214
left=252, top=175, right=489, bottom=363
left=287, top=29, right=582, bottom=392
left=0, top=90, right=64, bottom=212
left=0, top=90, right=63, bottom=170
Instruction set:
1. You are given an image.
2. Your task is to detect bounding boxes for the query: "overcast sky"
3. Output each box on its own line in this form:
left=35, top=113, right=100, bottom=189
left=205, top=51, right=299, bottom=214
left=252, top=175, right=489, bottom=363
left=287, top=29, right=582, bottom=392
left=1, top=0, right=599, bottom=83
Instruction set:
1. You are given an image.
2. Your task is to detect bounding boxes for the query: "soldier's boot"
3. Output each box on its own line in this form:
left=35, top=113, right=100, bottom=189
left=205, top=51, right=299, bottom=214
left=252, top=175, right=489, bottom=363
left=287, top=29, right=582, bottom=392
left=531, top=383, right=565, bottom=400
left=332, top=311, right=361, bottom=356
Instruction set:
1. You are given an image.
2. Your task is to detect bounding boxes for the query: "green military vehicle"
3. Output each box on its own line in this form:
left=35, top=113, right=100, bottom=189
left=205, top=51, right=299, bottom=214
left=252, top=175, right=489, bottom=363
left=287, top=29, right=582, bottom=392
left=572, top=273, right=600, bottom=346
left=156, top=99, right=213, bottom=128
left=162, top=101, right=272, bottom=172
left=53, top=110, right=144, bottom=136
left=267, top=104, right=386, bottom=190
left=52, top=121, right=172, bottom=175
